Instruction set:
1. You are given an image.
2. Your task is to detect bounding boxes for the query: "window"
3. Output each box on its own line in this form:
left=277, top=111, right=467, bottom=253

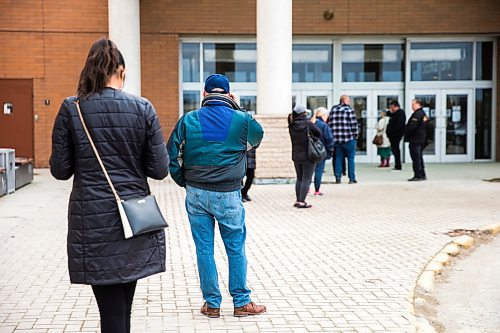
left=292, top=44, right=332, bottom=82
left=476, top=42, right=493, bottom=81
left=240, top=96, right=257, bottom=114
left=182, top=43, right=200, bottom=82
left=342, top=44, right=404, bottom=82
left=203, top=43, right=256, bottom=82
left=183, top=91, right=200, bottom=114
left=410, top=42, right=473, bottom=81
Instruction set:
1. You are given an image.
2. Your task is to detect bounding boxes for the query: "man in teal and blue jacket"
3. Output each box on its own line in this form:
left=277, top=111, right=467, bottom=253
left=167, top=74, right=265, bottom=318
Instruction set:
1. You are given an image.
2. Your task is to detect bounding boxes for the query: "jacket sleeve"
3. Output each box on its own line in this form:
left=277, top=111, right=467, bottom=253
left=349, top=108, right=359, bottom=138
left=166, top=115, right=187, bottom=187
left=143, top=102, right=169, bottom=180
left=308, top=121, right=322, bottom=138
left=246, top=113, right=264, bottom=149
left=323, top=124, right=334, bottom=152
left=49, top=100, right=74, bottom=180
left=398, top=113, right=407, bottom=137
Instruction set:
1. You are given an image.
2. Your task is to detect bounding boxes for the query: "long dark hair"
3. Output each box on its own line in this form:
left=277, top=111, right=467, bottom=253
left=77, top=38, right=125, bottom=99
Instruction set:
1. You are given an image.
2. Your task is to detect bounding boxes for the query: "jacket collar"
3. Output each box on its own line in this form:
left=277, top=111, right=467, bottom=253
left=201, top=94, right=241, bottom=110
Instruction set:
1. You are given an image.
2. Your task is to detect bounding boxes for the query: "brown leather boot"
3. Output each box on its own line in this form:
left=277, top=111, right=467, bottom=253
left=233, top=302, right=267, bottom=317
left=200, top=303, right=220, bottom=318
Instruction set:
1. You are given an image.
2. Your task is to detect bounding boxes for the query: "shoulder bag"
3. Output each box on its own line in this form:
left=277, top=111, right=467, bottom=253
left=75, top=101, right=168, bottom=239
left=307, top=125, right=327, bottom=162
left=372, top=134, right=383, bottom=146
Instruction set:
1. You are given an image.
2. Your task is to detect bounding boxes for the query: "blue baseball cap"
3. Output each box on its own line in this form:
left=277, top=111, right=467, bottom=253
left=204, top=74, right=230, bottom=94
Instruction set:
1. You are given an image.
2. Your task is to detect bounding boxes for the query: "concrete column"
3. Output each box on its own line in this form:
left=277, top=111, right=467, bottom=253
left=257, top=0, right=292, bottom=115
left=255, top=0, right=295, bottom=180
left=108, top=0, right=141, bottom=96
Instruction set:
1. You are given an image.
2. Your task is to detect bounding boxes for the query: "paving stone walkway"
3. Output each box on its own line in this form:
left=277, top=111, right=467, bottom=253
left=0, top=163, right=499, bottom=332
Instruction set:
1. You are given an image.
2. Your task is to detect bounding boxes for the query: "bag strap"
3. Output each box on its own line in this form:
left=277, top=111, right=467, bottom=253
left=74, top=101, right=122, bottom=203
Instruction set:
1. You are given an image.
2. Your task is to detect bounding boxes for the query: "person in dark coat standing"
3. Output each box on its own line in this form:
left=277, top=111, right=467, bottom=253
left=404, top=98, right=429, bottom=181
left=288, top=105, right=322, bottom=208
left=242, top=147, right=256, bottom=202
left=386, top=100, right=406, bottom=171
left=311, top=107, right=334, bottom=195
left=50, top=38, right=169, bottom=333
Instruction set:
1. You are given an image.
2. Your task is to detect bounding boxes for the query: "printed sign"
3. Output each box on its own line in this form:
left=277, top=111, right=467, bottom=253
left=3, top=102, right=13, bottom=115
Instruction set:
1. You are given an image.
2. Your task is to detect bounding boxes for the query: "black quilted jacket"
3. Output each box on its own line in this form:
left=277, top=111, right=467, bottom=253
left=50, top=87, right=169, bottom=285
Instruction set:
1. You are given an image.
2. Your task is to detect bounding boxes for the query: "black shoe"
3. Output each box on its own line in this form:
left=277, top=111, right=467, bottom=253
left=408, top=177, right=424, bottom=182
left=335, top=179, right=341, bottom=184
left=421, top=176, right=427, bottom=180
left=348, top=180, right=357, bottom=184
left=243, top=194, right=252, bottom=202
left=296, top=202, right=312, bottom=209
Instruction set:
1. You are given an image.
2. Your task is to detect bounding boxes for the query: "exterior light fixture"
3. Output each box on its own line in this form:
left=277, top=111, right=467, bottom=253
left=323, top=9, right=334, bottom=21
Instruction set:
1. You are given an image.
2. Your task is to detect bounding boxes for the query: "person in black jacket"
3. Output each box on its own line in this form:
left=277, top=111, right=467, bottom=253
left=386, top=100, right=406, bottom=171
left=50, top=38, right=169, bottom=333
left=288, top=105, right=322, bottom=208
left=404, top=98, right=429, bottom=181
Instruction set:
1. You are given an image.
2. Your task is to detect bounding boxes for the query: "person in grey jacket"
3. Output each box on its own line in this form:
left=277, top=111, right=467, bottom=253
left=50, top=38, right=169, bottom=333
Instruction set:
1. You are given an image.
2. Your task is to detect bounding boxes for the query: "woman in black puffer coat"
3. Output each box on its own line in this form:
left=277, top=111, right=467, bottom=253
left=288, top=105, right=321, bottom=208
left=50, top=38, right=169, bottom=333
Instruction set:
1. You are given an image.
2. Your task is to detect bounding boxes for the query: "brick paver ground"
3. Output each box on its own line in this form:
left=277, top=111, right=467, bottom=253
left=1, top=163, right=499, bottom=332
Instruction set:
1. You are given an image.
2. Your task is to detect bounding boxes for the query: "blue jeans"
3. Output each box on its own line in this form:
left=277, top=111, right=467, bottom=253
left=185, top=185, right=251, bottom=308
left=313, top=159, right=326, bottom=191
left=334, top=139, right=356, bottom=181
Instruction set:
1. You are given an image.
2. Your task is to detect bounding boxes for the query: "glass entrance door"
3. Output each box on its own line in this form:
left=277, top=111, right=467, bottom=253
left=343, top=91, right=402, bottom=163
left=409, top=90, right=472, bottom=162
left=442, top=91, right=472, bottom=162
left=292, top=90, right=332, bottom=117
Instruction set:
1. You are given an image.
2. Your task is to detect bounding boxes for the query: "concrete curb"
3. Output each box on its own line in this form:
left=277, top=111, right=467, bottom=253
left=411, top=222, right=500, bottom=333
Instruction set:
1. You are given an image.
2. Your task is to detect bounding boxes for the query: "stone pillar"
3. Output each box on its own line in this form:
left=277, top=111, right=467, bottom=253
left=108, top=0, right=141, bottom=96
left=255, top=0, right=295, bottom=180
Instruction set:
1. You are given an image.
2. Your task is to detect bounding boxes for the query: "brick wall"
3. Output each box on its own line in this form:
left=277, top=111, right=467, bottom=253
left=35, top=33, right=106, bottom=166
left=1, top=0, right=500, bottom=167
left=141, top=0, right=500, bottom=35
left=141, top=34, right=180, bottom=141
left=141, top=0, right=256, bottom=35
left=254, top=115, right=296, bottom=179
left=292, top=0, right=500, bottom=35
left=0, top=0, right=107, bottom=167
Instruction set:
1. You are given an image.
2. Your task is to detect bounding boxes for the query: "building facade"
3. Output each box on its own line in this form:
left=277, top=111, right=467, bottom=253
left=1, top=0, right=499, bottom=176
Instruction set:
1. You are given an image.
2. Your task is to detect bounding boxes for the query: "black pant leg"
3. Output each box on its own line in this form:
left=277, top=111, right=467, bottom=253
left=420, top=148, right=426, bottom=177
left=298, top=161, right=316, bottom=202
left=241, top=168, right=255, bottom=196
left=124, top=281, right=137, bottom=333
left=409, top=143, right=424, bottom=178
left=294, top=162, right=304, bottom=201
left=92, top=281, right=137, bottom=333
left=390, top=138, right=402, bottom=170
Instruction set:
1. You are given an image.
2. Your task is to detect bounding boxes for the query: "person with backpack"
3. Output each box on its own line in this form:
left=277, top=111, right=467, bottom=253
left=404, top=98, right=430, bottom=181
